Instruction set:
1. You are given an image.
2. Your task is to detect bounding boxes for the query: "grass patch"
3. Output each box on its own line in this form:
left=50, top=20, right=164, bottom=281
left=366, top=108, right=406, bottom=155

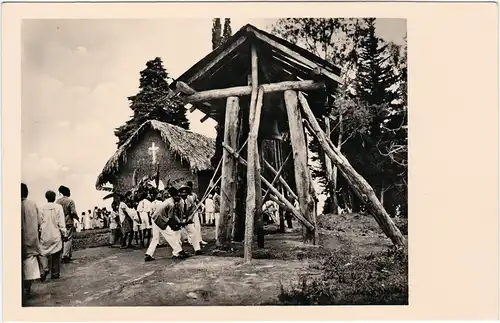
left=273, top=247, right=408, bottom=305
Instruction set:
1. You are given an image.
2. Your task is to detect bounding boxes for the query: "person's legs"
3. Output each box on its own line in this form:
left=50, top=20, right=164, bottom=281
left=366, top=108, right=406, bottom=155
left=162, top=227, right=184, bottom=257
left=62, top=225, right=74, bottom=262
left=50, top=250, right=61, bottom=278
left=142, top=229, right=149, bottom=248
left=185, top=223, right=201, bottom=252
left=38, top=255, right=49, bottom=281
left=145, top=223, right=160, bottom=257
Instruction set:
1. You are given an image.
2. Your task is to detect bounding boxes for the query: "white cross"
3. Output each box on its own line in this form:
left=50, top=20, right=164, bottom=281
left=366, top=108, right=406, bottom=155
left=148, top=142, right=159, bottom=164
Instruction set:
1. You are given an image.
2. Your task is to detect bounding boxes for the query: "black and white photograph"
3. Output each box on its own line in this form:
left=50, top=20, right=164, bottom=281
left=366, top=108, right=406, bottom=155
left=21, top=17, right=408, bottom=307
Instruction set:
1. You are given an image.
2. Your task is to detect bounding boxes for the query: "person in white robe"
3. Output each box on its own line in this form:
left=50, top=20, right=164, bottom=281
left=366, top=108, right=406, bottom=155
left=137, top=194, right=153, bottom=248
left=21, top=183, right=41, bottom=298
left=38, top=190, right=67, bottom=281
left=84, top=210, right=92, bottom=230
left=205, top=194, right=214, bottom=226
left=186, top=181, right=207, bottom=246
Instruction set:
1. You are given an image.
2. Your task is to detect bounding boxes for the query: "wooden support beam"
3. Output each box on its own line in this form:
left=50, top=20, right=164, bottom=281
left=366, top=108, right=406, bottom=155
left=323, top=115, right=336, bottom=213
left=222, top=143, right=314, bottom=231
left=262, top=159, right=298, bottom=203
left=262, top=151, right=292, bottom=202
left=298, top=92, right=405, bottom=248
left=284, top=90, right=318, bottom=244
left=217, top=96, right=241, bottom=249
left=183, top=80, right=325, bottom=103
left=256, top=142, right=265, bottom=249
left=250, top=29, right=343, bottom=84
left=186, top=36, right=248, bottom=84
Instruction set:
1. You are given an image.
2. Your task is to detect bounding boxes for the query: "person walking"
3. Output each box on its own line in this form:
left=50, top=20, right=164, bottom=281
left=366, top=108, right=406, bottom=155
left=38, top=190, right=67, bottom=281
left=56, top=185, right=78, bottom=263
left=21, top=183, right=41, bottom=298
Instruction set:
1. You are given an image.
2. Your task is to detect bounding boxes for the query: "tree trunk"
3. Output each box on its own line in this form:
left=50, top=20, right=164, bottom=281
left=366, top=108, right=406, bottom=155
left=244, top=44, right=261, bottom=262
left=284, top=90, right=318, bottom=244
left=299, top=93, right=405, bottom=248
left=217, top=96, right=241, bottom=249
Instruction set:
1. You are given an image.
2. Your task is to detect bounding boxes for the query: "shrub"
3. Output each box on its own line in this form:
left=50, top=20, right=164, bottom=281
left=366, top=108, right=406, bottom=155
left=277, top=248, right=408, bottom=305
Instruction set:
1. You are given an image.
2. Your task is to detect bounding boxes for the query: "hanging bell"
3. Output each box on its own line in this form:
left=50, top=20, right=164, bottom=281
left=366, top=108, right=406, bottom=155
left=260, top=117, right=283, bottom=140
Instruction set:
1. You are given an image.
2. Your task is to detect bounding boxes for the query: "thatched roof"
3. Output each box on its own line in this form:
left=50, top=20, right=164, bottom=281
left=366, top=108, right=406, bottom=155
left=95, top=120, right=215, bottom=190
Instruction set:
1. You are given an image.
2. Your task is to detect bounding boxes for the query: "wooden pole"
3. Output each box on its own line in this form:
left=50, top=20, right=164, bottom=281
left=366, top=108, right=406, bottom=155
left=222, top=143, right=314, bottom=231
left=256, top=142, right=265, bottom=248
left=323, top=115, right=337, bottom=214
left=262, top=151, right=292, bottom=202
left=298, top=92, right=405, bottom=248
left=263, top=159, right=299, bottom=203
left=217, top=96, right=241, bottom=249
left=284, top=90, right=318, bottom=244
left=183, top=80, right=325, bottom=103
left=244, top=43, right=262, bottom=263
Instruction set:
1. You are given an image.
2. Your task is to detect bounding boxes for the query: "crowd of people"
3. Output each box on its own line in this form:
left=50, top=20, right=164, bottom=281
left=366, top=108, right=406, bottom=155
left=21, top=178, right=283, bottom=301
left=20, top=180, right=228, bottom=300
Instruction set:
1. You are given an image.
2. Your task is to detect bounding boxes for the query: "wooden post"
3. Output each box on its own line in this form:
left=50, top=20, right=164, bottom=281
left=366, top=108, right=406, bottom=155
left=298, top=92, right=405, bottom=248
left=217, top=96, right=241, bottom=249
left=284, top=90, right=318, bottom=244
left=256, top=142, right=265, bottom=248
left=323, top=116, right=338, bottom=214
left=244, top=43, right=262, bottom=263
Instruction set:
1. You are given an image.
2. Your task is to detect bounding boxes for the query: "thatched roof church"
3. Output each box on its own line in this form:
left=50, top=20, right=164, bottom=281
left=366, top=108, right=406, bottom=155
left=95, top=120, right=215, bottom=196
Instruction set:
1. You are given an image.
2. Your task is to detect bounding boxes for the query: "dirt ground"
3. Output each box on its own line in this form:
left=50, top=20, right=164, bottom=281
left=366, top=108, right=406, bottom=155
left=24, top=214, right=398, bottom=307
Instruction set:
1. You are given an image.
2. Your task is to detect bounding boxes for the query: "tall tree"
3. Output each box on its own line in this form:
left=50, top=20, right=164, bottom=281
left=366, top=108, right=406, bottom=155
left=222, top=18, right=232, bottom=44
left=115, top=57, right=189, bottom=147
left=212, top=18, right=223, bottom=50
left=271, top=18, right=406, bottom=215
left=210, top=18, right=233, bottom=168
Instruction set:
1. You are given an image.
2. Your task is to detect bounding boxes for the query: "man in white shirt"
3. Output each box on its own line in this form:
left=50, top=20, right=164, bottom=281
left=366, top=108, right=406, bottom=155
left=137, top=193, right=153, bottom=248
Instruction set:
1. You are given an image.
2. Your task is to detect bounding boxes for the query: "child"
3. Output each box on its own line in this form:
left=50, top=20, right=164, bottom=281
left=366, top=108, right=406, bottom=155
left=109, top=204, right=121, bottom=247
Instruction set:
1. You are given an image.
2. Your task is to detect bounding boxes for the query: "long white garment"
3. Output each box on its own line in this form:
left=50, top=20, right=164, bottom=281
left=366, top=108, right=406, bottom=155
left=146, top=222, right=183, bottom=257
left=137, top=199, right=153, bottom=230
left=84, top=212, right=92, bottom=229
left=38, top=202, right=66, bottom=256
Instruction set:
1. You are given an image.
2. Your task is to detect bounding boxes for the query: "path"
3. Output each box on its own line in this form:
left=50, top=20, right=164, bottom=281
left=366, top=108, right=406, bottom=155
left=24, top=228, right=323, bottom=306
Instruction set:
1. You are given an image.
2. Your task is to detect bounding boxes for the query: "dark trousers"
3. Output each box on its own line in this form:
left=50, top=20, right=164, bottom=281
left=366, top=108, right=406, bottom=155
left=39, top=250, right=61, bottom=278
left=110, top=229, right=121, bottom=245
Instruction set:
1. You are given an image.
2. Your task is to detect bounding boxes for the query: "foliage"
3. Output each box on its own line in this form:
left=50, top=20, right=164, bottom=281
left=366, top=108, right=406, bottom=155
left=210, top=18, right=233, bottom=168
left=212, top=18, right=222, bottom=50
left=277, top=247, right=408, bottom=305
left=114, top=57, right=189, bottom=147
left=271, top=18, right=408, bottom=213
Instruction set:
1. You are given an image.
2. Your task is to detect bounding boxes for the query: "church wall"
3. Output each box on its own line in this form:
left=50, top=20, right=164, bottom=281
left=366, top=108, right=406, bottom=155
left=112, top=130, right=198, bottom=194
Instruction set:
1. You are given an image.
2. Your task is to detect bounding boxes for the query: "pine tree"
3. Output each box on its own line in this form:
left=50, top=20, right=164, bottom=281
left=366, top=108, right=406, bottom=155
left=210, top=18, right=233, bottom=168
left=212, top=18, right=222, bottom=50
left=222, top=18, right=232, bottom=44
left=114, top=57, right=189, bottom=147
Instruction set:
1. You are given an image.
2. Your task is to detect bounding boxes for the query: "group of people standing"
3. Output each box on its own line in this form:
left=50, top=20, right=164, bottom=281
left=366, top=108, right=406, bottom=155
left=21, top=183, right=78, bottom=299
left=107, top=181, right=214, bottom=262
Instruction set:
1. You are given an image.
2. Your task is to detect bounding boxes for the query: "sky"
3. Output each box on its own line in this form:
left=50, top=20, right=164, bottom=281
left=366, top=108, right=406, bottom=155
left=21, top=18, right=406, bottom=212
